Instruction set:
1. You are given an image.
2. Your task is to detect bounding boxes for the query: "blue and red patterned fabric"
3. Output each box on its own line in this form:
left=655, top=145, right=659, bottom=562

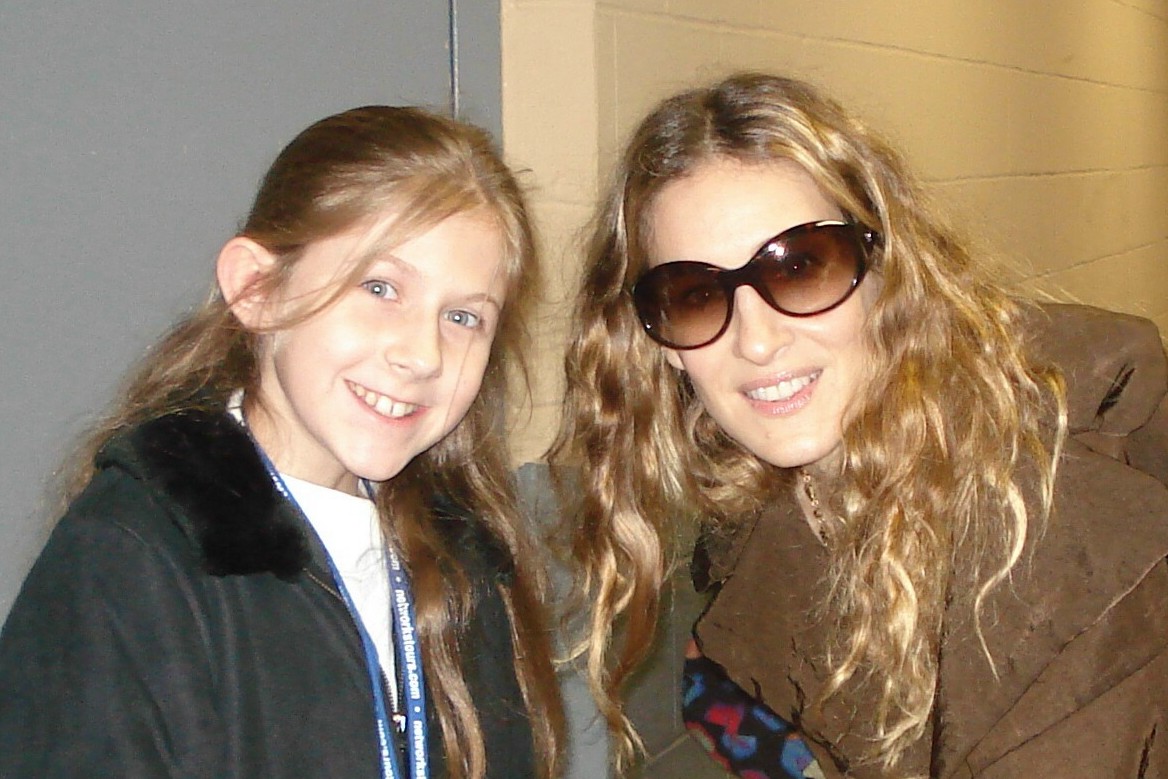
left=682, top=650, right=825, bottom=779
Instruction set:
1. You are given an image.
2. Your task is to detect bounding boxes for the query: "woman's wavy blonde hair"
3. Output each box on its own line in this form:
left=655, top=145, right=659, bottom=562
left=63, top=106, right=563, bottom=779
left=551, top=72, right=1066, bottom=772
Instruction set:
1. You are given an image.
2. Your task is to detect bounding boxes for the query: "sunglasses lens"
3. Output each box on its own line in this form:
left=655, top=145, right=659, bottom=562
left=756, top=224, right=864, bottom=314
left=632, top=222, right=871, bottom=349
left=633, top=264, right=729, bottom=349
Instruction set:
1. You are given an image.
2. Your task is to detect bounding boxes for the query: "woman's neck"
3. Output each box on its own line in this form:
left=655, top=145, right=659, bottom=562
left=793, top=463, right=843, bottom=543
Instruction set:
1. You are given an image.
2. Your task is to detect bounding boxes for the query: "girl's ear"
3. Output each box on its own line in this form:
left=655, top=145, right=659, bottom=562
left=217, top=237, right=279, bottom=330
left=664, top=348, right=686, bottom=372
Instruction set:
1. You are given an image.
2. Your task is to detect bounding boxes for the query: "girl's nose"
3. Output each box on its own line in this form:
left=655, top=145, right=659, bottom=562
left=729, top=285, right=794, bottom=364
left=385, top=318, right=443, bottom=377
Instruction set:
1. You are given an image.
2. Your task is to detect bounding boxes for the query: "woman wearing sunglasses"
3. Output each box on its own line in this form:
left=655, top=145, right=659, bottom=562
left=552, top=72, right=1168, bottom=778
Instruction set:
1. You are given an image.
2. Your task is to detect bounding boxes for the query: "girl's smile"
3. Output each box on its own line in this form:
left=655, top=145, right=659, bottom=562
left=346, top=380, right=424, bottom=420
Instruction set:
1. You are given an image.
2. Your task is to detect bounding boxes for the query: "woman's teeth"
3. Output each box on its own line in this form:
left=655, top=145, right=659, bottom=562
left=349, top=382, right=418, bottom=418
left=746, top=373, right=816, bottom=402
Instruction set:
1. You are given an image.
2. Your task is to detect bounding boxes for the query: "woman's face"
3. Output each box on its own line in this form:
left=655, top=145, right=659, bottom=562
left=646, top=157, right=877, bottom=472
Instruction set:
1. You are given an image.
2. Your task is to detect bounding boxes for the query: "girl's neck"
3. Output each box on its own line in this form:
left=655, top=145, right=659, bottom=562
left=242, top=397, right=361, bottom=496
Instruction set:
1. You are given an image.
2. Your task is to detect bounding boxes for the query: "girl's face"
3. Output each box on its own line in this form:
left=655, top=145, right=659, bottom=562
left=646, top=158, right=877, bottom=473
left=250, top=208, right=508, bottom=494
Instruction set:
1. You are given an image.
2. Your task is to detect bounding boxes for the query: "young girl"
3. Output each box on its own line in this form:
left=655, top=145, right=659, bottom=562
left=554, top=73, right=1168, bottom=777
left=0, top=106, right=563, bottom=779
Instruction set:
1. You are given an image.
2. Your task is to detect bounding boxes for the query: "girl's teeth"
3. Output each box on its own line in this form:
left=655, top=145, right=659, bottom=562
left=747, top=374, right=814, bottom=402
left=373, top=395, right=414, bottom=418
left=351, top=383, right=417, bottom=418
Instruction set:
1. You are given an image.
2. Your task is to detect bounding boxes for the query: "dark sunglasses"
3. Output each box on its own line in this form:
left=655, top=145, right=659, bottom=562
left=631, top=220, right=878, bottom=350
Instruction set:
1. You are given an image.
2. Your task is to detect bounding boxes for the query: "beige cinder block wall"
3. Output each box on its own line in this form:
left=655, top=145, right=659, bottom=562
left=502, top=0, right=1168, bottom=463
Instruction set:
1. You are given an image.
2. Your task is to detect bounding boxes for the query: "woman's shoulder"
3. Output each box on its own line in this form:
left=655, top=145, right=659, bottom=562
left=938, top=300, right=1168, bottom=765
left=934, top=411, right=1168, bottom=775
left=1023, top=301, right=1168, bottom=493
left=935, top=436, right=1168, bottom=775
left=1042, top=427, right=1168, bottom=608
left=1016, top=302, right=1168, bottom=606
left=1004, top=357, right=1168, bottom=664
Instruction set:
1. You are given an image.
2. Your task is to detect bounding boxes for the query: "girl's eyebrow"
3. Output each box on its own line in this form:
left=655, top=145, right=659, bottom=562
left=368, top=253, right=417, bottom=277
left=461, top=291, right=504, bottom=311
left=368, top=254, right=503, bottom=310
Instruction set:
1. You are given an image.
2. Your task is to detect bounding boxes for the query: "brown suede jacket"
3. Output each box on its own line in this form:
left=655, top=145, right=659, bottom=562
left=695, top=303, right=1168, bottom=778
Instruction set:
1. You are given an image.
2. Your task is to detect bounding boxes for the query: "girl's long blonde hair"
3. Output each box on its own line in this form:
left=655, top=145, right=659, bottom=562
left=64, top=106, right=563, bottom=779
left=551, top=72, right=1066, bottom=771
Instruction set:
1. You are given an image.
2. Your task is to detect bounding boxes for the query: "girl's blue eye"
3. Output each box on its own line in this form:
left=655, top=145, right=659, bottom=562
left=445, top=309, right=482, bottom=329
left=361, top=279, right=398, bottom=300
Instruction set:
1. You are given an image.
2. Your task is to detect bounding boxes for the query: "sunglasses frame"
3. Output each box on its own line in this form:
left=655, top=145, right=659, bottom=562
left=632, top=220, right=878, bottom=350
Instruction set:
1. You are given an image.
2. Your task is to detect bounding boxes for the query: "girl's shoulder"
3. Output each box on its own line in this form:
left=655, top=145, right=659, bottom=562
left=81, top=408, right=310, bottom=578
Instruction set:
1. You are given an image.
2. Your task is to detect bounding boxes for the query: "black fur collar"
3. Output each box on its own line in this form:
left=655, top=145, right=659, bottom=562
left=95, top=408, right=513, bottom=582
left=97, top=409, right=310, bottom=578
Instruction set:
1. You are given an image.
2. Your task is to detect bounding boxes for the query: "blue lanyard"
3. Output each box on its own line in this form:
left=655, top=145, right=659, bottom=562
left=252, top=448, right=430, bottom=779
left=386, top=542, right=430, bottom=779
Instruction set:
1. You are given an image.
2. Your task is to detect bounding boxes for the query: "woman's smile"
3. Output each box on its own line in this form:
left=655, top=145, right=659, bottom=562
left=742, top=369, right=821, bottom=412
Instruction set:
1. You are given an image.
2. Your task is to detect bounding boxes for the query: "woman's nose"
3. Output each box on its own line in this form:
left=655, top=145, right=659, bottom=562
left=729, top=285, right=794, bottom=364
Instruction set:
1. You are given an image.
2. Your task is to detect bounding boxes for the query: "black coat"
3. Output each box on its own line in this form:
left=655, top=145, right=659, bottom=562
left=0, top=409, right=536, bottom=778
